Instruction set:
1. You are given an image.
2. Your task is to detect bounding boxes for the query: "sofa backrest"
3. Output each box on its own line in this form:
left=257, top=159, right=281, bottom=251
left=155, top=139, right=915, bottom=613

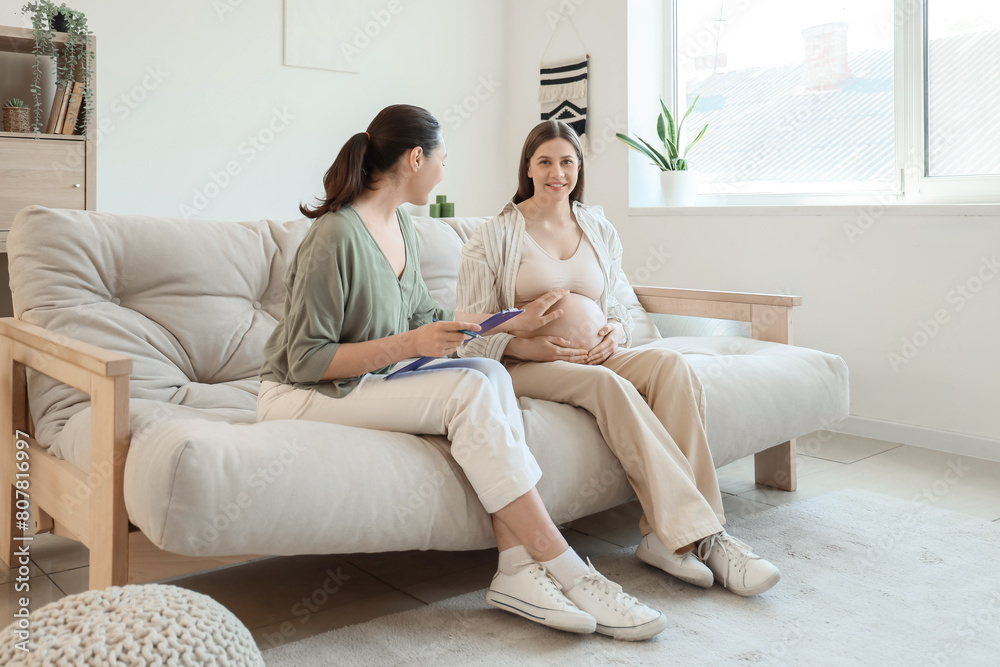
left=8, top=206, right=658, bottom=444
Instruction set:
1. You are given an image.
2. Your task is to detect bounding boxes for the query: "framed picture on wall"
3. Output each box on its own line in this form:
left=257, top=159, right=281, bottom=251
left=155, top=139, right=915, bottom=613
left=284, top=0, right=402, bottom=73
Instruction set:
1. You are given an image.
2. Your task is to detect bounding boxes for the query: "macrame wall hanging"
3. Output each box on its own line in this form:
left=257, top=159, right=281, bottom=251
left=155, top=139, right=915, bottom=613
left=538, top=13, right=590, bottom=153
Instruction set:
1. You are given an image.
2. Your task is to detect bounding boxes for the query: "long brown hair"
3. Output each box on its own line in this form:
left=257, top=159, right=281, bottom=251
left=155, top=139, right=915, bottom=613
left=513, top=120, right=585, bottom=204
left=300, top=104, right=442, bottom=218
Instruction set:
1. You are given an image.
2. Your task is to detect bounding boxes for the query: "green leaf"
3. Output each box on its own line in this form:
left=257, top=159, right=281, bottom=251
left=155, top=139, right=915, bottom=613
left=656, top=113, right=665, bottom=145
left=635, top=135, right=672, bottom=170
left=659, top=97, right=677, bottom=145
left=683, top=123, right=709, bottom=158
left=658, top=98, right=678, bottom=159
left=676, top=95, right=700, bottom=142
left=616, top=133, right=669, bottom=169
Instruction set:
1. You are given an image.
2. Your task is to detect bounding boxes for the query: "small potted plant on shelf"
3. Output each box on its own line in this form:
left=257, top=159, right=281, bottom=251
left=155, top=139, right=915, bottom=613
left=3, top=98, right=32, bottom=133
left=617, top=96, right=709, bottom=206
left=20, top=1, right=95, bottom=135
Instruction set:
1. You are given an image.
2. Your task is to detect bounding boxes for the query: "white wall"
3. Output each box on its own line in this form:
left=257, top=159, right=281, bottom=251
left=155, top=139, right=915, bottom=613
left=1, top=0, right=510, bottom=221
left=505, top=0, right=1000, bottom=455
left=5, top=0, right=998, bottom=453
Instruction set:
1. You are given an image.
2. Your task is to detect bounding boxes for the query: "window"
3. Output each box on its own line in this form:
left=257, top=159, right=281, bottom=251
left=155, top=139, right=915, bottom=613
left=925, top=1, right=1000, bottom=177
left=677, top=0, right=896, bottom=196
left=629, top=0, right=1000, bottom=205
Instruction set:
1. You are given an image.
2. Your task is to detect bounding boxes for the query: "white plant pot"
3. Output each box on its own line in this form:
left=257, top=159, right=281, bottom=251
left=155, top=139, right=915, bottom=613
left=659, top=170, right=699, bottom=207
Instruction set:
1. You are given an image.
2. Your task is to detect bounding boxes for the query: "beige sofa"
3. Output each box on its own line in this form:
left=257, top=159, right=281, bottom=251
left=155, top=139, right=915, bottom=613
left=0, top=206, right=849, bottom=590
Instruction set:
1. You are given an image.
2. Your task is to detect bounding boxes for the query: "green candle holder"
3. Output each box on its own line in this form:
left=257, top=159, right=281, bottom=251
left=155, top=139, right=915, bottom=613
left=432, top=194, right=454, bottom=218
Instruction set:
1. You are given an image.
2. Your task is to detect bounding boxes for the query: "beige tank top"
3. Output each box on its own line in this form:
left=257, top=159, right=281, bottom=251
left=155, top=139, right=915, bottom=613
left=514, top=231, right=605, bottom=306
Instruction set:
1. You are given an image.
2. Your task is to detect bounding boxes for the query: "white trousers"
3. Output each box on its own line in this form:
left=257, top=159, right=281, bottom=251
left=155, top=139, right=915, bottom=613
left=256, top=358, right=543, bottom=514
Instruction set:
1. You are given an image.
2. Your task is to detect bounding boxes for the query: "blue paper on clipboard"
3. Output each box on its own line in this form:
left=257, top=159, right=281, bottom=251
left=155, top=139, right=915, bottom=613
left=384, top=308, right=524, bottom=379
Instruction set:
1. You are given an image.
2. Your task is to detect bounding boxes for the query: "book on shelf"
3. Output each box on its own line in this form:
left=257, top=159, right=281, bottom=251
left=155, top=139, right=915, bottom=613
left=53, top=81, right=73, bottom=134
left=44, top=83, right=69, bottom=134
left=61, top=82, right=84, bottom=135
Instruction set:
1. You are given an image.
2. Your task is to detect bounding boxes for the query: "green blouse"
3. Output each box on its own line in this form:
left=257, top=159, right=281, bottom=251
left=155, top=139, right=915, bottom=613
left=260, top=205, right=452, bottom=398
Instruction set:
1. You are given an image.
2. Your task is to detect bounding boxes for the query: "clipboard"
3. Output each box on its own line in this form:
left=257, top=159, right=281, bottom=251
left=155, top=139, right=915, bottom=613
left=384, top=309, right=524, bottom=379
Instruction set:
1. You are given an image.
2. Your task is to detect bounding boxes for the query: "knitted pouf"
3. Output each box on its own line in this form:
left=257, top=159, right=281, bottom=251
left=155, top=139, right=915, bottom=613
left=0, top=583, right=265, bottom=666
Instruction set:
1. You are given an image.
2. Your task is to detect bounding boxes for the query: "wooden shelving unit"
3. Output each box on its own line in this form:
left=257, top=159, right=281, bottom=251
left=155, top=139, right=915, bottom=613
left=0, top=25, right=97, bottom=254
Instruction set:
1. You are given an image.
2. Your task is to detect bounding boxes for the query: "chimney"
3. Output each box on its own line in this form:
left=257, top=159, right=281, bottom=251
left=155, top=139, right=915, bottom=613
left=801, top=22, right=850, bottom=90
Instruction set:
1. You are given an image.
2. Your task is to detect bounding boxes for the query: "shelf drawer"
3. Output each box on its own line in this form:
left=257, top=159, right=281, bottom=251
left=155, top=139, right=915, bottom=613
left=0, top=137, right=87, bottom=234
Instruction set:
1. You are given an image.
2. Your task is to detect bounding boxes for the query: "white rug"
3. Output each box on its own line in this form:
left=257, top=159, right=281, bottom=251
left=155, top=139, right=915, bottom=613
left=263, top=489, right=1000, bottom=666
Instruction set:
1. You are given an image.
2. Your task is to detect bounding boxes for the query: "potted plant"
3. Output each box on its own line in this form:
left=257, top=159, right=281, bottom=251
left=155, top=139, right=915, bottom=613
left=3, top=98, right=32, bottom=133
left=617, top=96, right=709, bottom=206
left=21, top=2, right=95, bottom=135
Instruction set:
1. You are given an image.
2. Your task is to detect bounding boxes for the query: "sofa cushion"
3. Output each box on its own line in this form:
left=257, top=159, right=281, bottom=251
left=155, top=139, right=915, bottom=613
left=411, top=216, right=485, bottom=312
left=638, top=336, right=850, bottom=464
left=119, top=396, right=633, bottom=556
left=7, top=206, right=309, bottom=448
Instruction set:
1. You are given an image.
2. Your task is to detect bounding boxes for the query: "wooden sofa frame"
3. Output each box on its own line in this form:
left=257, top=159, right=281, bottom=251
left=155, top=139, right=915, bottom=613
left=0, top=286, right=800, bottom=590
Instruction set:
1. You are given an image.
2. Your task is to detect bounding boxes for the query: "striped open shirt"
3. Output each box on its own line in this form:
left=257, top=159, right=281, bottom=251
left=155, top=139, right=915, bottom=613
left=456, top=199, right=635, bottom=361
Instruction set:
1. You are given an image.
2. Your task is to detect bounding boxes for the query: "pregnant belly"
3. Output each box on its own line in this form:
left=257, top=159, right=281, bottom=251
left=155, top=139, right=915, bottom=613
left=529, top=293, right=605, bottom=350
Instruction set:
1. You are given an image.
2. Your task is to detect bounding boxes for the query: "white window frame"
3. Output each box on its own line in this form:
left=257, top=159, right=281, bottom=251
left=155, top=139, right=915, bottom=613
left=627, top=0, right=1000, bottom=207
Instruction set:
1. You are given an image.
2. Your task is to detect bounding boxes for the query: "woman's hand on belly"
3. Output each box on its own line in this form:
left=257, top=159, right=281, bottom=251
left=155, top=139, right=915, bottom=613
left=504, top=335, right=589, bottom=363
left=585, top=321, right=624, bottom=365
left=519, top=293, right=607, bottom=351
left=505, top=289, right=571, bottom=334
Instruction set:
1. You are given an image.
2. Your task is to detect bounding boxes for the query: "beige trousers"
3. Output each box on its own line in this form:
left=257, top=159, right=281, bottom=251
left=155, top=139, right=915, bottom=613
left=257, top=357, right=543, bottom=515
left=506, top=344, right=726, bottom=552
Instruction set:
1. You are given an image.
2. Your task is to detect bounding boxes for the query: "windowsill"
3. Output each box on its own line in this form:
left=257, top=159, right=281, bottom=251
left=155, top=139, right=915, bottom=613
left=629, top=203, right=1000, bottom=217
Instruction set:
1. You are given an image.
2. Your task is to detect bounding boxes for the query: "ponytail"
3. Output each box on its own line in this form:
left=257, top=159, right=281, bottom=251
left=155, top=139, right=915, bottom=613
left=301, top=105, right=442, bottom=218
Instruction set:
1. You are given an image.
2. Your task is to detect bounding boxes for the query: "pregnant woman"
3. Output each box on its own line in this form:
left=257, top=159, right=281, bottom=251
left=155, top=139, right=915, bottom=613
left=456, top=120, right=780, bottom=597
left=257, top=105, right=667, bottom=640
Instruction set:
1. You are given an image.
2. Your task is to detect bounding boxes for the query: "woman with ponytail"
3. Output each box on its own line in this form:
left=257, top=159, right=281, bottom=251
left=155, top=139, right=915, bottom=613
left=257, top=105, right=667, bottom=641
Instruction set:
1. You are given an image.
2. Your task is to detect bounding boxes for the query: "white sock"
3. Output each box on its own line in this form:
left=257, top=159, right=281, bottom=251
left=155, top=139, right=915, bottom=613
left=540, top=548, right=590, bottom=589
left=498, top=545, right=532, bottom=576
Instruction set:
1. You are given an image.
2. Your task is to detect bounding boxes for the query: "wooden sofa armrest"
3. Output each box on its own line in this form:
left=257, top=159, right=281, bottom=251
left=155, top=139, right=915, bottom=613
left=631, top=287, right=801, bottom=492
left=0, top=317, right=132, bottom=587
left=631, top=286, right=802, bottom=344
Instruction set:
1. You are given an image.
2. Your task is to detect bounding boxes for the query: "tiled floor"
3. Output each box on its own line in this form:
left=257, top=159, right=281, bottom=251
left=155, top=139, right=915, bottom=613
left=4, top=431, right=1000, bottom=652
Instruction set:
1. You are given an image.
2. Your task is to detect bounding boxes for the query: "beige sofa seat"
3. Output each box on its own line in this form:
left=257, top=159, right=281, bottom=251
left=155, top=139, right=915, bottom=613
left=5, top=206, right=847, bottom=559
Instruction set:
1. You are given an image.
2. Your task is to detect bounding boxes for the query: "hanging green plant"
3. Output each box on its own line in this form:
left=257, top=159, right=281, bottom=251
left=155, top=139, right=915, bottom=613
left=21, top=2, right=95, bottom=136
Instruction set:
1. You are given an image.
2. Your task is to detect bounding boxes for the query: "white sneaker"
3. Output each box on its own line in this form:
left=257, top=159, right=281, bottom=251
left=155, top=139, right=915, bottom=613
left=486, top=561, right=597, bottom=634
left=696, top=531, right=781, bottom=596
left=563, top=559, right=668, bottom=641
left=636, top=533, right=714, bottom=588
